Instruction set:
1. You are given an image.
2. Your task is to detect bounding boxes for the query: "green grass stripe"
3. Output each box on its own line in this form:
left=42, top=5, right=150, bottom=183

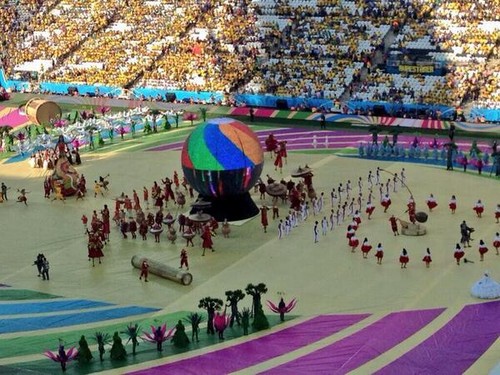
left=290, top=111, right=314, bottom=120
left=0, top=289, right=61, bottom=301
left=0, top=311, right=191, bottom=359
left=14, top=315, right=287, bottom=375
left=274, top=110, right=290, bottom=118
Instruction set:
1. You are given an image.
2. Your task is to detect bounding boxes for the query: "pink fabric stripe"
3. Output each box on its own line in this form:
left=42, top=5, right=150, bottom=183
left=376, top=301, right=500, bottom=375
left=262, top=308, right=444, bottom=374
left=128, top=314, right=370, bottom=375
left=0, top=109, right=29, bottom=127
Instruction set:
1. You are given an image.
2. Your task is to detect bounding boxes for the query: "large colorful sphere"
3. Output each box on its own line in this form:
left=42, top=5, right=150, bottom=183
left=181, top=118, right=264, bottom=198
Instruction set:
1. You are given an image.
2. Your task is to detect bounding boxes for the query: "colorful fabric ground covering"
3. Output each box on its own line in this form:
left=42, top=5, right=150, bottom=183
left=0, top=305, right=160, bottom=333
left=262, top=308, right=444, bottom=374
left=376, top=301, right=500, bottom=375
left=0, top=106, right=30, bottom=128
left=128, top=314, right=370, bottom=375
left=0, top=299, right=113, bottom=315
left=0, top=289, right=60, bottom=301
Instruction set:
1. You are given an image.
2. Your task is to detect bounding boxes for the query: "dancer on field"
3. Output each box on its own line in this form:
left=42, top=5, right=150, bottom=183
left=454, top=243, right=465, bottom=265
left=449, top=195, right=457, bottom=214
left=375, top=243, right=384, bottom=264
left=422, top=248, right=432, bottom=268
left=478, top=240, right=488, bottom=262
left=361, top=238, right=372, bottom=259
left=399, top=248, right=409, bottom=269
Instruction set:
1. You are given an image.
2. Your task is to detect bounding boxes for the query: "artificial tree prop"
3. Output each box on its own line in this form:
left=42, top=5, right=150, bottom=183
left=245, top=283, right=269, bottom=330
left=225, top=289, right=245, bottom=327
left=198, top=297, right=223, bottom=335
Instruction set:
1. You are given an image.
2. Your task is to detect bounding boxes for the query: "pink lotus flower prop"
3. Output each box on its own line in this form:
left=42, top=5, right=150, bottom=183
left=183, top=112, right=198, bottom=122
left=52, top=118, right=68, bottom=128
left=267, top=298, right=297, bottom=314
left=98, top=106, right=111, bottom=116
left=213, top=311, right=231, bottom=332
left=142, top=324, right=175, bottom=344
left=44, top=346, right=78, bottom=370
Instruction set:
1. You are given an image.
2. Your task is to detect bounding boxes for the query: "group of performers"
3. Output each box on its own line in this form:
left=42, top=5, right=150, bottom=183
left=260, top=163, right=499, bottom=269
left=265, top=134, right=288, bottom=173
left=83, top=207, right=110, bottom=266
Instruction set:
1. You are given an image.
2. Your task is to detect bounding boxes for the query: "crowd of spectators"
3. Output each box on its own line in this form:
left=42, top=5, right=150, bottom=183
left=1, top=0, right=499, bottom=112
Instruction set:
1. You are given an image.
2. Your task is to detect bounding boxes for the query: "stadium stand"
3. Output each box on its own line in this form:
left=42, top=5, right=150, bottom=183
left=0, top=0, right=499, bottom=119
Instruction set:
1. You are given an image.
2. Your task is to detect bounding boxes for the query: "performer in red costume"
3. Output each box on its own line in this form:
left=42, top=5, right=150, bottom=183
left=361, top=238, right=372, bottom=259
left=381, top=194, right=391, bottom=213
left=493, top=232, right=500, bottom=255
left=101, top=204, right=110, bottom=243
left=274, top=147, right=283, bottom=173
left=449, top=195, right=457, bottom=214
left=426, top=193, right=438, bottom=211
left=265, top=134, right=278, bottom=157
left=349, top=234, right=359, bottom=252
left=389, top=215, right=399, bottom=236
left=454, top=243, right=465, bottom=265
left=180, top=249, right=189, bottom=270
left=399, top=248, right=409, bottom=269
left=478, top=239, right=488, bottom=262
left=375, top=243, right=384, bottom=264
left=365, top=199, right=375, bottom=219
left=139, top=259, right=149, bottom=282
left=422, top=248, right=432, bottom=268
left=473, top=199, right=484, bottom=218
left=201, top=224, right=214, bottom=256
left=260, top=205, right=269, bottom=232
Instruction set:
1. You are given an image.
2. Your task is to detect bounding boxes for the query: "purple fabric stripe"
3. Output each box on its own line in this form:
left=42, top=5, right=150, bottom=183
left=146, top=128, right=489, bottom=153
left=128, top=314, right=370, bottom=375
left=262, top=308, right=444, bottom=375
left=376, top=301, right=500, bottom=375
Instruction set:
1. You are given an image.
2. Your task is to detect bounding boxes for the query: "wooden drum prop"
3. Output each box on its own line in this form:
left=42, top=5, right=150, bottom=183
left=131, top=255, right=193, bottom=286
left=25, top=98, right=62, bottom=126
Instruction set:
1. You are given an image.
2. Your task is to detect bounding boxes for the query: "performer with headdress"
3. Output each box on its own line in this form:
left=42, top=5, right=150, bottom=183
left=495, top=204, right=500, bottom=223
